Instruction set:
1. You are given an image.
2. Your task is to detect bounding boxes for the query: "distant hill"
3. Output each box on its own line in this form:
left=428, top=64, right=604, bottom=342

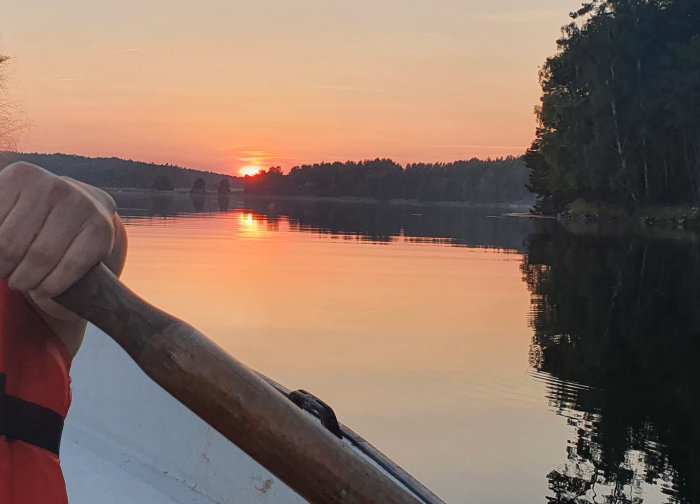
left=0, top=152, right=242, bottom=191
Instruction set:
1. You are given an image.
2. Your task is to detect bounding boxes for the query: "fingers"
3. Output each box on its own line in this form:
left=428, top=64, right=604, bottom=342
left=31, top=215, right=114, bottom=299
left=0, top=191, right=20, bottom=224
left=6, top=207, right=89, bottom=292
left=0, top=162, right=46, bottom=224
left=0, top=196, right=52, bottom=278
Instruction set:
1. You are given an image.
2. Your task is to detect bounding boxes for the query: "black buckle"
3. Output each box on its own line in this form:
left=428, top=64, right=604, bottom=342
left=289, top=390, right=343, bottom=439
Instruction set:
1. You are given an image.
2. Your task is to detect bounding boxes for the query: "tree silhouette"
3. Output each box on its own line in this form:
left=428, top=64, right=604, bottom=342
left=190, top=177, right=206, bottom=194
left=527, top=0, right=700, bottom=212
left=218, top=178, right=231, bottom=194
left=244, top=157, right=531, bottom=204
left=151, top=175, right=174, bottom=191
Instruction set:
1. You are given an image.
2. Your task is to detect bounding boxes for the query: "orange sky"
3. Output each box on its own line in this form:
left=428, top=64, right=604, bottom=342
left=0, top=1, right=581, bottom=176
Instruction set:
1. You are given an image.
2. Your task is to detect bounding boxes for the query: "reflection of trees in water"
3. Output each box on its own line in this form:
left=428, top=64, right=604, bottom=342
left=523, top=222, right=700, bottom=503
left=189, top=192, right=205, bottom=212
left=217, top=194, right=230, bottom=211
left=112, top=193, right=533, bottom=251
left=242, top=197, right=533, bottom=252
left=110, top=191, right=240, bottom=217
left=150, top=193, right=175, bottom=213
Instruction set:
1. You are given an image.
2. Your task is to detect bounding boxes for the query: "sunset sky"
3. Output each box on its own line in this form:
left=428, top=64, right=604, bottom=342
left=1, top=1, right=581, bottom=176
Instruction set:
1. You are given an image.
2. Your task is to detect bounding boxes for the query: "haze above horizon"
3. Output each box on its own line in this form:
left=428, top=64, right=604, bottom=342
left=1, top=1, right=581, bottom=176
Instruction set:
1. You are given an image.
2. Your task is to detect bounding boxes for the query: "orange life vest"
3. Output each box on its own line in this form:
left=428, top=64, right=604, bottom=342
left=0, top=280, right=71, bottom=503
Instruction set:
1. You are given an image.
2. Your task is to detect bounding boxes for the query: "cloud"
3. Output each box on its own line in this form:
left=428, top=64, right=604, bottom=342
left=429, top=144, right=526, bottom=149
left=471, top=9, right=565, bottom=25
left=109, top=48, right=142, bottom=54
left=215, top=148, right=288, bottom=164
left=310, top=84, right=394, bottom=94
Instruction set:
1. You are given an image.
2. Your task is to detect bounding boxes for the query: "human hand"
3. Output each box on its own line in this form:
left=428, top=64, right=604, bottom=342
left=0, top=161, right=117, bottom=321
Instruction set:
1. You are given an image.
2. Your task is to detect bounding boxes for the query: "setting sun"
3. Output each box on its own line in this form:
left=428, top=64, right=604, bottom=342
left=239, top=166, right=262, bottom=177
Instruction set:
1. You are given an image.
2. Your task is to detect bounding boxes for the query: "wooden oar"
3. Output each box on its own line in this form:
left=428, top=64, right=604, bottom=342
left=56, top=264, right=422, bottom=504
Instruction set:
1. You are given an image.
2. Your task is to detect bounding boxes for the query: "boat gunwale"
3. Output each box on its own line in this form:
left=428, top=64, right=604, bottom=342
left=259, top=374, right=446, bottom=504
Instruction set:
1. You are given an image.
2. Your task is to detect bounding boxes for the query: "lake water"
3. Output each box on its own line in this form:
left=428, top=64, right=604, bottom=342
left=110, top=191, right=699, bottom=504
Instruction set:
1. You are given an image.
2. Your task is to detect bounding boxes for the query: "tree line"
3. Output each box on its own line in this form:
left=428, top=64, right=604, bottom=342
left=526, top=0, right=700, bottom=213
left=0, top=152, right=239, bottom=192
left=244, top=157, right=532, bottom=204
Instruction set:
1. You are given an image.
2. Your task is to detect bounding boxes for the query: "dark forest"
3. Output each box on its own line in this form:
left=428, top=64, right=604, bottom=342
left=244, top=157, right=532, bottom=204
left=526, top=0, right=700, bottom=213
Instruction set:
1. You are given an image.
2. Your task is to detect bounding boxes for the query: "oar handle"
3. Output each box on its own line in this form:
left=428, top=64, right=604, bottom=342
left=55, top=264, right=421, bottom=504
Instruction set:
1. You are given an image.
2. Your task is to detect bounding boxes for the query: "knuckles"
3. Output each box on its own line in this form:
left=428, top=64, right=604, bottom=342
left=46, top=178, right=74, bottom=202
left=0, top=161, right=44, bottom=186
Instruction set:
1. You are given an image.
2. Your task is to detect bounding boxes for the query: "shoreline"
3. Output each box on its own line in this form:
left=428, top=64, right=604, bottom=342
left=102, top=187, right=244, bottom=196
left=560, top=200, right=700, bottom=230
left=242, top=193, right=534, bottom=210
left=101, top=187, right=534, bottom=210
left=519, top=200, right=700, bottom=241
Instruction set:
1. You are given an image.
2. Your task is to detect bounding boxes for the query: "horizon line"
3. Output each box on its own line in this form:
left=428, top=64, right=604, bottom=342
left=3, top=150, right=528, bottom=177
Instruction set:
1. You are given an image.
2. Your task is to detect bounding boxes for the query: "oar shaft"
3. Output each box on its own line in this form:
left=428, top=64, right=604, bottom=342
left=56, top=264, right=421, bottom=504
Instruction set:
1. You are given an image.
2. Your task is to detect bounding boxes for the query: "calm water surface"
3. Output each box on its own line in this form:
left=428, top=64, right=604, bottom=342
left=110, top=192, right=699, bottom=504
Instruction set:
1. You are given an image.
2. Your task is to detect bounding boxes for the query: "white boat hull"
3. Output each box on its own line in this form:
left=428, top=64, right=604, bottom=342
left=63, top=324, right=306, bottom=504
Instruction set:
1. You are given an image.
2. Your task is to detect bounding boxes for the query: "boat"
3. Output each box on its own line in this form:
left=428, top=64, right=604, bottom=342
left=61, top=323, right=445, bottom=504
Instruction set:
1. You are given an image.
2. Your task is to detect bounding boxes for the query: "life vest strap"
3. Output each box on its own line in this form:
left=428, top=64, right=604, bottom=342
left=0, top=374, right=64, bottom=456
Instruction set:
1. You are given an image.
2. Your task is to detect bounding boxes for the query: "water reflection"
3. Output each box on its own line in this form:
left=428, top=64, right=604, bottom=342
left=523, top=222, right=700, bottom=503
left=110, top=191, right=534, bottom=251
left=217, top=194, right=231, bottom=211
left=107, top=190, right=237, bottom=217
left=242, top=197, right=533, bottom=251
left=189, top=192, right=206, bottom=212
